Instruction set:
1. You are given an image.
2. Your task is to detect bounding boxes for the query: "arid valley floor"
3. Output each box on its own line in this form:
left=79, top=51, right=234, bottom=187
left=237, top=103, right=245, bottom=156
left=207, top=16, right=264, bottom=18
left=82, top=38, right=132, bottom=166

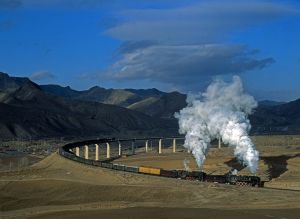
left=0, top=139, right=300, bottom=219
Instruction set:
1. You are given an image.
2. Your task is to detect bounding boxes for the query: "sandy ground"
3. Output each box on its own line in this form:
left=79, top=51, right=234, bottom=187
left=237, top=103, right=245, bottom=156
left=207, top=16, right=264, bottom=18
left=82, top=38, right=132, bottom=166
left=0, top=154, right=42, bottom=172
left=29, top=208, right=300, bottom=219
left=0, top=145, right=300, bottom=218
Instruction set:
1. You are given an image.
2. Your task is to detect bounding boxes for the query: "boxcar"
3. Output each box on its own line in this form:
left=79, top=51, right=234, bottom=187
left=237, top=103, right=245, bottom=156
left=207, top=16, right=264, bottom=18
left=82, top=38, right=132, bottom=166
left=124, top=165, right=139, bottom=173
left=113, top=163, right=126, bottom=171
left=117, top=164, right=126, bottom=171
left=101, top=162, right=113, bottom=169
left=139, top=166, right=161, bottom=175
left=78, top=157, right=86, bottom=164
left=67, top=153, right=73, bottom=159
left=92, top=160, right=102, bottom=167
left=85, top=159, right=93, bottom=165
left=113, top=163, right=119, bottom=170
left=160, top=169, right=178, bottom=178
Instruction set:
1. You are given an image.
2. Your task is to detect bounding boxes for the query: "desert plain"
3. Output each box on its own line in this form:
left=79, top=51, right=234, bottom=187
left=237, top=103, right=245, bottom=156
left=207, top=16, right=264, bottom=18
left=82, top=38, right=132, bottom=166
left=0, top=136, right=300, bottom=219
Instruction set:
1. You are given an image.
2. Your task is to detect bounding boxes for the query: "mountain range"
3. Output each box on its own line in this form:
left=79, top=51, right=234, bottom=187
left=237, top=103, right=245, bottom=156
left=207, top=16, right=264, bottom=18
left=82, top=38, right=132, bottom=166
left=0, top=72, right=299, bottom=139
left=250, top=99, right=300, bottom=134
left=41, top=84, right=187, bottom=119
left=0, top=72, right=177, bottom=140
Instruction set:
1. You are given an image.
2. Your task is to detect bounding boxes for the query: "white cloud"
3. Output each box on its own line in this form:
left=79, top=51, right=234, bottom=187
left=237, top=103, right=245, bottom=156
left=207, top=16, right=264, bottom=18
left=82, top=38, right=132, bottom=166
left=30, top=71, right=54, bottom=81
left=106, top=0, right=296, bottom=44
left=107, top=44, right=274, bottom=86
left=102, top=0, right=297, bottom=89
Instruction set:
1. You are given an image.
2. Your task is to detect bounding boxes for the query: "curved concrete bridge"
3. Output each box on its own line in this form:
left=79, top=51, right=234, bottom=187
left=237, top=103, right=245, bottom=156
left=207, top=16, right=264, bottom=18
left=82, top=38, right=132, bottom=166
left=59, top=137, right=185, bottom=164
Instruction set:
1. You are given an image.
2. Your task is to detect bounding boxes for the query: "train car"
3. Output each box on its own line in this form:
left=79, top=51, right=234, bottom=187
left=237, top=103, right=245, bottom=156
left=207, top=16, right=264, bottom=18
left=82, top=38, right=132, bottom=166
left=84, top=159, right=93, bottom=165
left=67, top=153, right=74, bottom=160
left=113, top=163, right=126, bottom=171
left=235, top=175, right=261, bottom=187
left=188, top=171, right=206, bottom=181
left=92, top=160, right=102, bottom=167
left=101, top=162, right=113, bottom=169
left=124, top=165, right=139, bottom=173
left=204, top=175, right=227, bottom=184
left=117, top=164, right=126, bottom=171
left=73, top=156, right=82, bottom=163
left=177, top=170, right=189, bottom=179
left=174, top=170, right=206, bottom=181
left=160, top=169, right=178, bottom=178
left=226, top=174, right=238, bottom=185
left=78, top=157, right=86, bottom=164
left=113, top=163, right=119, bottom=170
left=139, top=166, right=161, bottom=175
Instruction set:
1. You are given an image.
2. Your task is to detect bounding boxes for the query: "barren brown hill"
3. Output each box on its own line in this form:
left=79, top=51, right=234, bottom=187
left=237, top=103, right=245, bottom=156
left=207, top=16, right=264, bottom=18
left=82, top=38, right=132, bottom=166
left=41, top=84, right=165, bottom=107
left=127, top=91, right=187, bottom=119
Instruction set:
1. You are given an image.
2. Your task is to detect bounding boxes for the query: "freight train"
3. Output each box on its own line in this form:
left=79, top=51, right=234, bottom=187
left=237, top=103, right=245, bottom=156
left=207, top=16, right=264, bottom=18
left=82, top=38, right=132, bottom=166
left=59, top=147, right=264, bottom=187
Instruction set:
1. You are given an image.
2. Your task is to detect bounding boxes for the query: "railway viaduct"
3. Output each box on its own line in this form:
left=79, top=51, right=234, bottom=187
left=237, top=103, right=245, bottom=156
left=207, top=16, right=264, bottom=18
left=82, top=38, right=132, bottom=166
left=68, top=137, right=185, bottom=161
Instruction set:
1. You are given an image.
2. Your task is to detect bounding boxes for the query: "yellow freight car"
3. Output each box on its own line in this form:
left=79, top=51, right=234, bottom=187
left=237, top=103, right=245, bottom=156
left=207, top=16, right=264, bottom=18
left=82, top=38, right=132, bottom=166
left=139, top=166, right=161, bottom=175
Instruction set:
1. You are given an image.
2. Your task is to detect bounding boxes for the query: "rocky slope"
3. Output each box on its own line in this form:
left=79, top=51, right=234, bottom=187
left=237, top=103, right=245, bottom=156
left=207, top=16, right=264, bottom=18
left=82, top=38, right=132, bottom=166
left=0, top=72, right=177, bottom=139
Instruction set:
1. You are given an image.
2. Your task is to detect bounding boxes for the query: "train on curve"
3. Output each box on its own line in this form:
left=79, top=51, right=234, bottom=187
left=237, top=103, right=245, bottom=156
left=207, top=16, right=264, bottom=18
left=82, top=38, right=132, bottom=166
left=59, top=146, right=264, bottom=187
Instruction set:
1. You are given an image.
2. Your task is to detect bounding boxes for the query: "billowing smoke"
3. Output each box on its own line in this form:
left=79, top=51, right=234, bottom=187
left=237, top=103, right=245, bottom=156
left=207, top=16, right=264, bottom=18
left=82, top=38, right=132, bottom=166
left=230, top=169, right=238, bottom=175
left=183, top=158, right=190, bottom=171
left=175, top=76, right=259, bottom=173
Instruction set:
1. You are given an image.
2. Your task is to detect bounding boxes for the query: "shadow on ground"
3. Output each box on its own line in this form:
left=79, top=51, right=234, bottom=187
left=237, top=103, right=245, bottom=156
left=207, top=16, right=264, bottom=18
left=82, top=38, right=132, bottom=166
left=224, top=153, right=300, bottom=180
left=261, top=153, right=300, bottom=179
left=224, top=158, right=246, bottom=173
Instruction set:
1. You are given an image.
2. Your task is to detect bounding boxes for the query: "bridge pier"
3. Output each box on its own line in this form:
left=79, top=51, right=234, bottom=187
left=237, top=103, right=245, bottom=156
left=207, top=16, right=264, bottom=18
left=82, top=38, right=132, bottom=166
left=95, top=144, right=99, bottom=161
left=118, top=141, right=122, bottom=156
left=106, top=142, right=110, bottom=158
left=173, top=138, right=176, bottom=153
left=218, top=137, right=221, bottom=149
left=145, top=140, right=148, bottom=152
left=84, top=145, right=89, bottom=159
left=75, top=147, right=79, bottom=156
left=158, top=139, right=162, bottom=154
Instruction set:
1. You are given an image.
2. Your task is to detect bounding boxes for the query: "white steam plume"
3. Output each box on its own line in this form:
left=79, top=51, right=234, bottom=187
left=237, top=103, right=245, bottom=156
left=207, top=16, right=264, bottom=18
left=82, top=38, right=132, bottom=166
left=175, top=76, right=259, bottom=173
left=183, top=158, right=191, bottom=171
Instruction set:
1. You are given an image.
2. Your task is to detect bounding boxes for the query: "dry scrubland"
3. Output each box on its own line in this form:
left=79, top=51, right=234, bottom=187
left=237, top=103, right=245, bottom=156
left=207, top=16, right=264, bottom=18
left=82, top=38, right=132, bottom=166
left=0, top=135, right=300, bottom=218
left=0, top=139, right=68, bottom=172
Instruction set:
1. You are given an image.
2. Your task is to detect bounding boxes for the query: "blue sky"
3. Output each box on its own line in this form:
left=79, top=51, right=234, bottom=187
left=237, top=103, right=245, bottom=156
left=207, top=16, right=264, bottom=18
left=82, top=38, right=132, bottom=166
left=0, top=0, right=300, bottom=101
